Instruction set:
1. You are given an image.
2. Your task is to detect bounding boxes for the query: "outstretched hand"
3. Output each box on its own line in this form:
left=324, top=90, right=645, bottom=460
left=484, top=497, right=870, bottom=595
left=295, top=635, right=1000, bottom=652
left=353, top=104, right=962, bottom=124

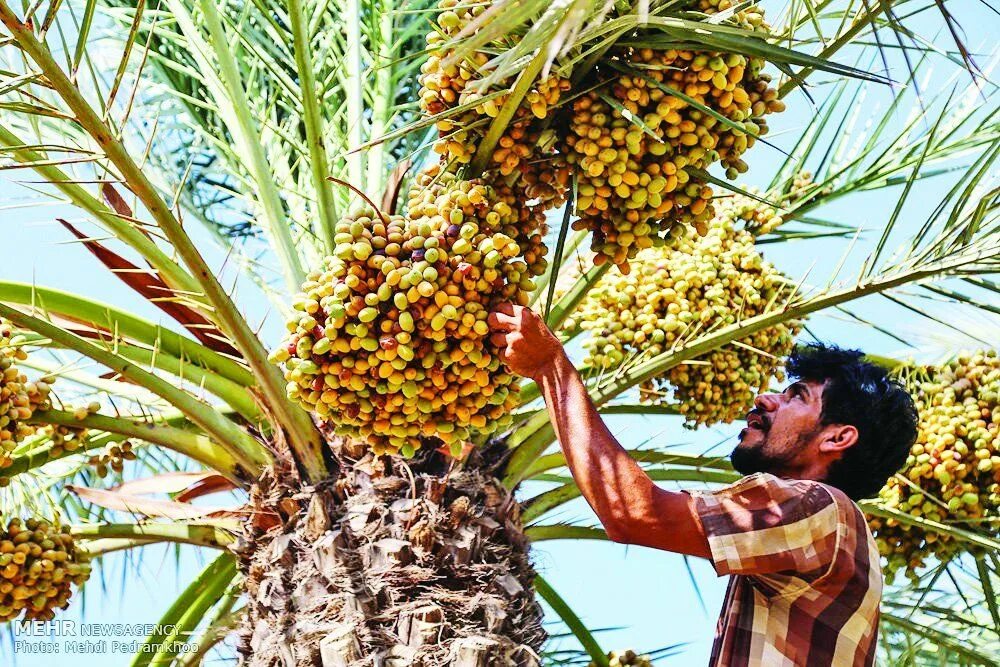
left=487, top=303, right=566, bottom=380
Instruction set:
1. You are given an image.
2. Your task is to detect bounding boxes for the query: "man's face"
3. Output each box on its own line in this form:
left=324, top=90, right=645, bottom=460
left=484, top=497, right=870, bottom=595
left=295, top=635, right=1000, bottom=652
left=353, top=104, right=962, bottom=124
left=731, top=379, right=827, bottom=475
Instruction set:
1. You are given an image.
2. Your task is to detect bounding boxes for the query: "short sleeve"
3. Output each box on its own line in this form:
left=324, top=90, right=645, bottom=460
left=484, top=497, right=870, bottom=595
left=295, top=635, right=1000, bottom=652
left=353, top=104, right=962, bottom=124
left=691, top=472, right=842, bottom=586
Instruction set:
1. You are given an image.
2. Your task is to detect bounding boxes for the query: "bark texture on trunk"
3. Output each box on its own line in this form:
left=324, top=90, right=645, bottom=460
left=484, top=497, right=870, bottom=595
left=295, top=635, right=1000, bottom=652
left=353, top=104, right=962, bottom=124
left=234, top=445, right=544, bottom=666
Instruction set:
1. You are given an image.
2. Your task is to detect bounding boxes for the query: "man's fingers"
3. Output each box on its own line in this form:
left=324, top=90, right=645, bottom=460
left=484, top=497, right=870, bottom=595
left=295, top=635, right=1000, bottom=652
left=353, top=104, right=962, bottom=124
left=487, top=310, right=517, bottom=331
left=494, top=302, right=515, bottom=317
left=489, top=332, right=509, bottom=348
left=486, top=312, right=504, bottom=329
left=496, top=346, right=510, bottom=365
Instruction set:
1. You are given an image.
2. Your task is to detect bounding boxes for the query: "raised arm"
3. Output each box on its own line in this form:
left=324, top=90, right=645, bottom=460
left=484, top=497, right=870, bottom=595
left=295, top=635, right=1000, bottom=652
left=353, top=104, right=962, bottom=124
left=488, top=303, right=710, bottom=558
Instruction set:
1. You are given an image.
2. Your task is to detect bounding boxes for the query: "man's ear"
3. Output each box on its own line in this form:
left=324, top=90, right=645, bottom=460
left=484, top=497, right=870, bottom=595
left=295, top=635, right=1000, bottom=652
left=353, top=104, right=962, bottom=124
left=818, top=423, right=858, bottom=455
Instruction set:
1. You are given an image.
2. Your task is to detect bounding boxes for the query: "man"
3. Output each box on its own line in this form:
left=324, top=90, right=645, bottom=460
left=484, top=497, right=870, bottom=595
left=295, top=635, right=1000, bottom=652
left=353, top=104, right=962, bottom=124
left=488, top=303, right=918, bottom=666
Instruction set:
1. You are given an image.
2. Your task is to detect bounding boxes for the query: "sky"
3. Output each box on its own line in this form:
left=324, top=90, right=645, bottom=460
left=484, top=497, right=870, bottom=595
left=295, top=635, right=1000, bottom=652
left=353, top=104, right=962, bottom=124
left=0, top=1, right=998, bottom=665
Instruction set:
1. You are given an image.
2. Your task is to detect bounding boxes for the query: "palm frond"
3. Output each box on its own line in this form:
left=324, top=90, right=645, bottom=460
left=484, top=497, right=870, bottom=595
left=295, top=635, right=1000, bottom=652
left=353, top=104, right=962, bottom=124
left=535, top=575, right=611, bottom=667
left=130, top=552, right=238, bottom=667
left=880, top=573, right=1000, bottom=665
left=0, top=1, right=327, bottom=477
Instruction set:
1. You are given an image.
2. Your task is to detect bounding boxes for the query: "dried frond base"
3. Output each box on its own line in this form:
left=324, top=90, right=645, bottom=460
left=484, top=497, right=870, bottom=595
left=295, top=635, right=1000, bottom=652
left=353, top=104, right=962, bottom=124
left=234, top=447, right=544, bottom=666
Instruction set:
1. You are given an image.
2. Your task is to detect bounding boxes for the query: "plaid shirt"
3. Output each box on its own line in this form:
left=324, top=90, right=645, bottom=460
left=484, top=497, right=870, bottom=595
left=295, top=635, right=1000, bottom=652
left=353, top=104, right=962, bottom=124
left=690, top=472, right=881, bottom=666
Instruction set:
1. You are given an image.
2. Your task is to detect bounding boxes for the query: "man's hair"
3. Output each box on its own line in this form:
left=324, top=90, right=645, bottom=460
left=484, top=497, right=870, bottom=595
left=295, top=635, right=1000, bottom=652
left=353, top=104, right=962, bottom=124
left=786, top=343, right=918, bottom=501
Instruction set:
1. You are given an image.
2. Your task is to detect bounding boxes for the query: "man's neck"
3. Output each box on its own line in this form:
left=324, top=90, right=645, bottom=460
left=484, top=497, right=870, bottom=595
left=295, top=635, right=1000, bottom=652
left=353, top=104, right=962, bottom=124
left=771, top=459, right=830, bottom=485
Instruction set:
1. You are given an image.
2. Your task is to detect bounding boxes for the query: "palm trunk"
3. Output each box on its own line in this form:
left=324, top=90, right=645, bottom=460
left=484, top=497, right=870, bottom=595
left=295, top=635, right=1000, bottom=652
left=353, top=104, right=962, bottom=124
left=235, top=441, right=545, bottom=666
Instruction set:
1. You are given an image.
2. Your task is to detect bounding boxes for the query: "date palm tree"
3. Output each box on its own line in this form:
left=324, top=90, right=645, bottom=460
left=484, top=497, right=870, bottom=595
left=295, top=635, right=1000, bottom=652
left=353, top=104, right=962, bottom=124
left=0, top=0, right=997, bottom=665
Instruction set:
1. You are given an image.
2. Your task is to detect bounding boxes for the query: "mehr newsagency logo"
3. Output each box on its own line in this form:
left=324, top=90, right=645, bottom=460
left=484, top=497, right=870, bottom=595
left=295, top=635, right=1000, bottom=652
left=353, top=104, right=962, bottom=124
left=14, top=621, right=180, bottom=636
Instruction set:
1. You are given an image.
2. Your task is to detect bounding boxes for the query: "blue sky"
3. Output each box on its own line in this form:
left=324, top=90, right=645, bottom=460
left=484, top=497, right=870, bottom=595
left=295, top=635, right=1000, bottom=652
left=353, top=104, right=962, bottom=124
left=1, top=1, right=998, bottom=665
